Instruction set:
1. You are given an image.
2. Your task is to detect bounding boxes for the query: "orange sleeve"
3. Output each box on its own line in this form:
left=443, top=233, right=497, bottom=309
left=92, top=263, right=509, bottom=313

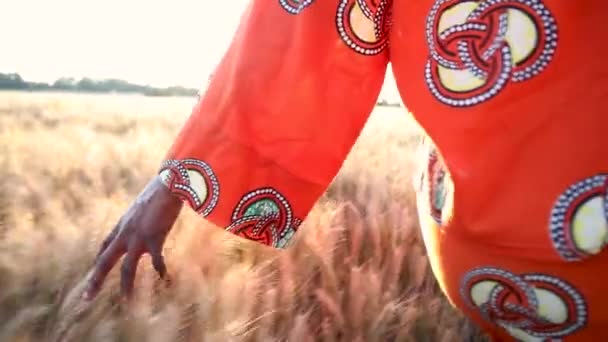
left=159, top=0, right=389, bottom=248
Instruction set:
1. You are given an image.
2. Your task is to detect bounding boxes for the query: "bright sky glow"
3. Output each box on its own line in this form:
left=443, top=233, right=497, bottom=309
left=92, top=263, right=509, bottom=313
left=1, top=0, right=400, bottom=100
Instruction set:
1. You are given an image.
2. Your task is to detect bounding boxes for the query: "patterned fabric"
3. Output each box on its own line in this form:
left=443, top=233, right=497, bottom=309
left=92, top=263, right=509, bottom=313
left=161, top=0, right=608, bottom=340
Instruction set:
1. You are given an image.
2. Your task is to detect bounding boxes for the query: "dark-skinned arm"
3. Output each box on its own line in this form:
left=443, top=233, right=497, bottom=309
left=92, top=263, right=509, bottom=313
left=84, top=0, right=389, bottom=300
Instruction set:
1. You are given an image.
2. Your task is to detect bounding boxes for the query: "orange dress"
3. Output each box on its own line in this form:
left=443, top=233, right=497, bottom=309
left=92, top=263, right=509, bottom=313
left=159, top=0, right=608, bottom=340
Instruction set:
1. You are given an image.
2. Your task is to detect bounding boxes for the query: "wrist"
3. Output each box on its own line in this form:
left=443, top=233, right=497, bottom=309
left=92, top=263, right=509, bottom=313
left=151, top=176, right=184, bottom=208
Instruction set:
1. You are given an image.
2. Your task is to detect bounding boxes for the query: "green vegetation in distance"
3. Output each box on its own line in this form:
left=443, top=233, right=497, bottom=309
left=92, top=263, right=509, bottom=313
left=0, top=72, right=402, bottom=106
left=0, top=72, right=198, bottom=98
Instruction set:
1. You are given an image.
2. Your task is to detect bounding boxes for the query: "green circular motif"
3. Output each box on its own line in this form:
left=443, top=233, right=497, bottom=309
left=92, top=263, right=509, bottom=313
left=244, top=199, right=279, bottom=217
left=432, top=172, right=446, bottom=211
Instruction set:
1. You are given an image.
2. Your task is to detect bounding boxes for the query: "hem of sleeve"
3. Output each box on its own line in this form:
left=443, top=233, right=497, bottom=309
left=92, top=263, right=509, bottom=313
left=157, top=141, right=326, bottom=249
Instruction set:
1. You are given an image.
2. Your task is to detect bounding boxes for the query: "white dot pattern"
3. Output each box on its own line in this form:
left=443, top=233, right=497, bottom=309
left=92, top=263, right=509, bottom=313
left=336, top=0, right=392, bottom=56
left=548, top=174, right=608, bottom=262
left=159, top=158, right=220, bottom=217
left=424, top=0, right=559, bottom=107
left=228, top=187, right=302, bottom=248
left=461, top=266, right=588, bottom=339
left=279, top=0, right=314, bottom=14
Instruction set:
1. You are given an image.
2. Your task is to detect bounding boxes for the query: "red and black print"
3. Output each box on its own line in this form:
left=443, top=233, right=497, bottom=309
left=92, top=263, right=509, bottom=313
left=226, top=187, right=303, bottom=248
left=278, top=0, right=392, bottom=55
left=279, top=0, right=315, bottom=14
left=427, top=147, right=448, bottom=224
left=461, top=266, right=587, bottom=340
left=424, top=0, right=558, bottom=107
left=336, top=0, right=392, bottom=55
left=159, top=159, right=220, bottom=217
left=549, top=174, right=608, bottom=262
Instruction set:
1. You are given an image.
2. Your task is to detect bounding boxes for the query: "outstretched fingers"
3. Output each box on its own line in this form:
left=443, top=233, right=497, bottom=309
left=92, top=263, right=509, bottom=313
left=120, top=244, right=144, bottom=300
left=83, top=238, right=126, bottom=301
left=147, top=239, right=167, bottom=279
left=95, top=222, right=121, bottom=262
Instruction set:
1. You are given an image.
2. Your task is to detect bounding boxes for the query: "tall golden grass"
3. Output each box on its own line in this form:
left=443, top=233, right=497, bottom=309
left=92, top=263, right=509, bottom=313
left=0, top=91, right=487, bottom=341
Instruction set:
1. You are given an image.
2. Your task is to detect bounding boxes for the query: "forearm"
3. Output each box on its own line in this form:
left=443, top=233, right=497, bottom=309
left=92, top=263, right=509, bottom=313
left=158, top=135, right=326, bottom=248
left=160, top=0, right=388, bottom=248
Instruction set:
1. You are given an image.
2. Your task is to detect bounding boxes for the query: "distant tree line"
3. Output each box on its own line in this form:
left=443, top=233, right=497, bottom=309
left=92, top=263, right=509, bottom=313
left=0, top=72, right=199, bottom=97
left=0, top=72, right=402, bottom=106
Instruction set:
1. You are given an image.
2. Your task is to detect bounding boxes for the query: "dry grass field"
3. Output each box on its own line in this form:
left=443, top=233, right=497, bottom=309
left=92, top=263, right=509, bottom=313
left=0, top=91, right=487, bottom=341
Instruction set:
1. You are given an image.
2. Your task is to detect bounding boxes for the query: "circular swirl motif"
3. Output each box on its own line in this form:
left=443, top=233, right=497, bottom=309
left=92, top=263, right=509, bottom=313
left=424, top=0, right=558, bottom=107
left=159, top=159, right=219, bottom=216
left=336, top=0, right=392, bottom=55
left=227, top=188, right=302, bottom=248
left=549, top=174, right=608, bottom=262
left=279, top=0, right=315, bottom=14
left=461, top=267, right=588, bottom=340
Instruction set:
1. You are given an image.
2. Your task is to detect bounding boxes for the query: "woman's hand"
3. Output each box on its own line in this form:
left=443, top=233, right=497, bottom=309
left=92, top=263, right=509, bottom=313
left=83, top=176, right=183, bottom=300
